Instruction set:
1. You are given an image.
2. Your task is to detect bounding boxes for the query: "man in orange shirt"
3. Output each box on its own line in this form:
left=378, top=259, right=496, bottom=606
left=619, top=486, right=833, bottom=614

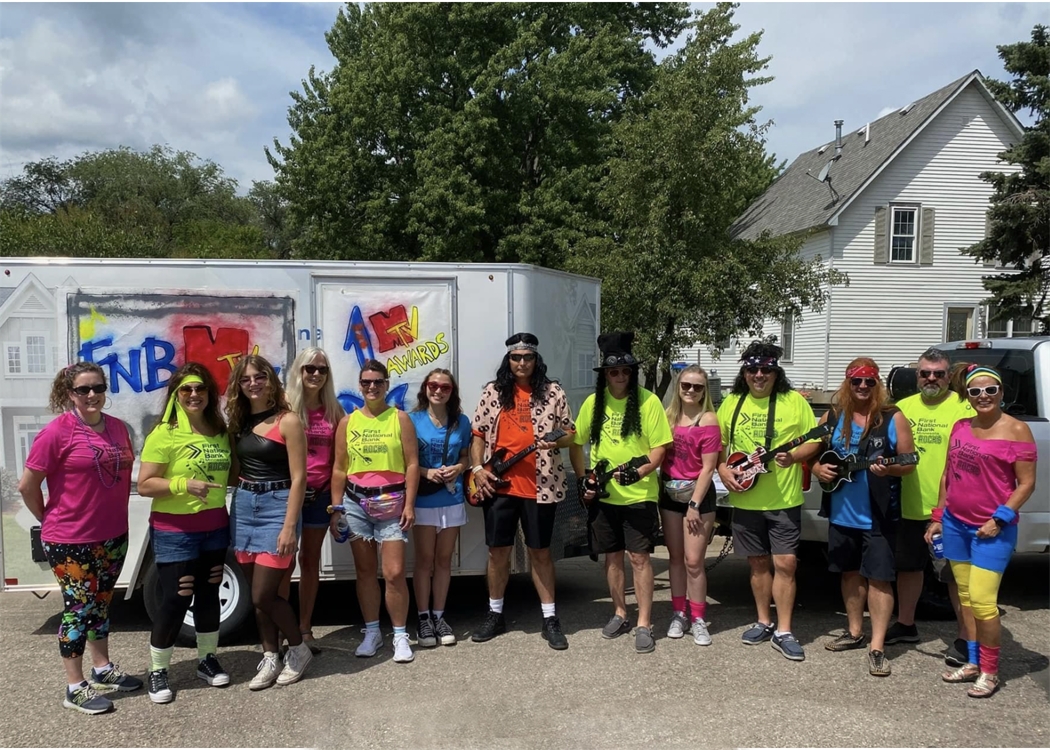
left=469, top=332, right=577, bottom=649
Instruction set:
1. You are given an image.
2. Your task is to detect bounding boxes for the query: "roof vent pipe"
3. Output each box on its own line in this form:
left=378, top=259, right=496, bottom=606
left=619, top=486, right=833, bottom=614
left=834, top=120, right=844, bottom=157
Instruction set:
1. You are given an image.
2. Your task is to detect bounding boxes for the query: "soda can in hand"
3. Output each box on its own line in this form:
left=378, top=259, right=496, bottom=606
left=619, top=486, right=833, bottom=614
left=930, top=533, right=945, bottom=560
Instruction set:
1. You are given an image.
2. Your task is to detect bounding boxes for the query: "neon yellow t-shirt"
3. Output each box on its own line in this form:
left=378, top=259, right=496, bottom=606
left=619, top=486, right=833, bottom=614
left=897, top=392, right=975, bottom=520
left=717, top=389, right=817, bottom=511
left=346, top=408, right=406, bottom=476
left=140, top=424, right=232, bottom=515
left=574, top=387, right=672, bottom=506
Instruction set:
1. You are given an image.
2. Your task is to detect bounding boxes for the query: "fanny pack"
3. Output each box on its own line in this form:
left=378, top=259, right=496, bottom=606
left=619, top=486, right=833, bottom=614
left=346, top=485, right=406, bottom=521
left=663, top=479, right=697, bottom=504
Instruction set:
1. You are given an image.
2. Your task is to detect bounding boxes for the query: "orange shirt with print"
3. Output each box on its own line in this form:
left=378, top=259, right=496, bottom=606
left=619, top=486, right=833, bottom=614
left=493, top=384, right=537, bottom=499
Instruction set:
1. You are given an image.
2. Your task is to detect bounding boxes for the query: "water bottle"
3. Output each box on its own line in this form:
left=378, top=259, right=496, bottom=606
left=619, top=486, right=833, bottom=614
left=930, top=532, right=945, bottom=560
left=328, top=504, right=351, bottom=543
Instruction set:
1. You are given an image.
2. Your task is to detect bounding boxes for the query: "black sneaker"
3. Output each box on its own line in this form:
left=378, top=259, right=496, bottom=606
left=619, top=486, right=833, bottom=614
left=471, top=610, right=506, bottom=643
left=64, top=682, right=114, bottom=714
left=944, top=638, right=969, bottom=668
left=884, top=622, right=920, bottom=645
left=148, top=669, right=173, bottom=704
left=417, top=617, right=438, bottom=648
left=89, top=663, right=143, bottom=692
left=542, top=616, right=568, bottom=650
left=196, top=654, right=230, bottom=687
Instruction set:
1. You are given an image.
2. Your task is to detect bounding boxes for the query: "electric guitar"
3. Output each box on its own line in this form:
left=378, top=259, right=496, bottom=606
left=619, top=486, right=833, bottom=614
left=816, top=450, right=919, bottom=493
left=466, top=429, right=567, bottom=507
left=579, top=456, right=650, bottom=508
left=725, top=423, right=833, bottom=492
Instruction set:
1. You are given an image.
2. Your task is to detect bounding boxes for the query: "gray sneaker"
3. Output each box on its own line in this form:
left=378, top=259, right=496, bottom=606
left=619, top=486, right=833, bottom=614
left=601, top=614, right=631, bottom=640
left=741, top=622, right=775, bottom=645
left=635, top=626, right=656, bottom=653
left=63, top=682, right=114, bottom=715
left=666, top=612, right=690, bottom=639
left=691, top=619, right=712, bottom=646
left=416, top=617, right=437, bottom=648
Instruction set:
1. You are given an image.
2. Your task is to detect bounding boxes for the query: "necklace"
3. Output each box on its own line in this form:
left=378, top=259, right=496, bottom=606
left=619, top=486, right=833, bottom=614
left=72, top=411, right=124, bottom=489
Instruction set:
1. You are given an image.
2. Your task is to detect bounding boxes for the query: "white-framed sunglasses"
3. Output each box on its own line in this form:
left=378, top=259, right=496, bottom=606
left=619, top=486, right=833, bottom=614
left=966, top=384, right=1001, bottom=398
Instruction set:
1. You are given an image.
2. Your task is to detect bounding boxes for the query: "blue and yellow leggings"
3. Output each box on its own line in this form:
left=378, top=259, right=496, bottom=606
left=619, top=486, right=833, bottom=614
left=942, top=510, right=1016, bottom=621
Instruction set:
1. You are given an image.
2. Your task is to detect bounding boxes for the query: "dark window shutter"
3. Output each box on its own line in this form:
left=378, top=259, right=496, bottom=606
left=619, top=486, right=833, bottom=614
left=919, top=207, right=935, bottom=265
left=984, top=210, right=997, bottom=267
left=873, top=206, right=888, bottom=264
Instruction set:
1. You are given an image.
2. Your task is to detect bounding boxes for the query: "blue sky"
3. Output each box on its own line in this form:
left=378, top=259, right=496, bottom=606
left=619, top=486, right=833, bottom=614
left=0, top=2, right=1044, bottom=191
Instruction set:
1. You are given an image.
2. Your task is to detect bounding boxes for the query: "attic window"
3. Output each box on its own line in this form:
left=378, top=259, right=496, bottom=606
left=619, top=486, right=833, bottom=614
left=899, top=103, right=915, bottom=115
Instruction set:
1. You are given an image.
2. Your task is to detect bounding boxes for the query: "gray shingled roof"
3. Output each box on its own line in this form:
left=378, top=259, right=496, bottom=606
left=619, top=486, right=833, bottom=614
left=731, top=71, right=979, bottom=241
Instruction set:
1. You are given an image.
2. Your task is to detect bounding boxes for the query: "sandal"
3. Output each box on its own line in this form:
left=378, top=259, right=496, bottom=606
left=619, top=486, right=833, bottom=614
left=942, top=663, right=979, bottom=683
left=967, top=672, right=1000, bottom=698
left=301, top=629, right=322, bottom=655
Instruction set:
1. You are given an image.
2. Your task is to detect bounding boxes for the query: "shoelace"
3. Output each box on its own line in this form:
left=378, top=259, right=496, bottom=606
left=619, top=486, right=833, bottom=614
left=149, top=670, right=169, bottom=690
left=436, top=619, right=453, bottom=636
left=256, top=654, right=279, bottom=672
left=73, top=684, right=103, bottom=704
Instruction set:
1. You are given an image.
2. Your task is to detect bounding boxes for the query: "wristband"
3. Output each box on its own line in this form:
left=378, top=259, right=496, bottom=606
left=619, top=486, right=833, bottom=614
left=992, top=505, right=1017, bottom=525
left=929, top=507, right=944, bottom=523
left=472, top=465, right=485, bottom=476
left=169, top=476, right=189, bottom=495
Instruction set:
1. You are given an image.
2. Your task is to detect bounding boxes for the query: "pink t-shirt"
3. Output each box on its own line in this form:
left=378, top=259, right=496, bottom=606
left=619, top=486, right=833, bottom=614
left=662, top=423, right=721, bottom=480
left=25, top=411, right=134, bottom=544
left=944, top=419, right=1038, bottom=528
left=305, top=407, right=336, bottom=490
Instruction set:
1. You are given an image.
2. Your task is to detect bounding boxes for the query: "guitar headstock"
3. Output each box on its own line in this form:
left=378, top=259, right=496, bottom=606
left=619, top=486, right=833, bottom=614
left=543, top=429, right=568, bottom=443
left=898, top=453, right=920, bottom=466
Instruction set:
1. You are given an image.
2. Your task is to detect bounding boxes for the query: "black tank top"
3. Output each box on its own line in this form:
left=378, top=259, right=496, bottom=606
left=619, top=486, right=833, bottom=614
left=236, top=410, right=292, bottom=482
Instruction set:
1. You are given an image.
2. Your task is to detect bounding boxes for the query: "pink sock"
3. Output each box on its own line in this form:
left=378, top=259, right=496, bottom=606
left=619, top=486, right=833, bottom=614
left=672, top=596, right=687, bottom=615
left=688, top=600, right=706, bottom=622
left=979, top=644, right=1000, bottom=675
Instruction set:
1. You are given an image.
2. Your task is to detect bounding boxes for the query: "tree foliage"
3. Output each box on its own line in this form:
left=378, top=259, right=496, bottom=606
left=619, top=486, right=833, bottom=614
left=964, top=24, right=1050, bottom=334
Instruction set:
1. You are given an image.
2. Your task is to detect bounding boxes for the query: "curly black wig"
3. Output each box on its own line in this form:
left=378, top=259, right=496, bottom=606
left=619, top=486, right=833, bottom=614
left=730, top=340, right=792, bottom=396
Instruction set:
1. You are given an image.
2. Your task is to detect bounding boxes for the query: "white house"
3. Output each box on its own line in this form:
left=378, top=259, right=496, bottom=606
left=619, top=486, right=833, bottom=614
left=690, top=70, right=1032, bottom=391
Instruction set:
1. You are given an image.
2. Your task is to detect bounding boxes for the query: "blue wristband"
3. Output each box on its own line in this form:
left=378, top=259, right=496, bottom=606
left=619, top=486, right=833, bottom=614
left=992, top=505, right=1017, bottom=525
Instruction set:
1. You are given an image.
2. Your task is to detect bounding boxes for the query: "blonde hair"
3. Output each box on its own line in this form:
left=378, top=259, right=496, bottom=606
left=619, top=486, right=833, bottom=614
left=830, top=357, right=889, bottom=445
left=286, top=347, right=344, bottom=428
left=665, top=365, right=715, bottom=426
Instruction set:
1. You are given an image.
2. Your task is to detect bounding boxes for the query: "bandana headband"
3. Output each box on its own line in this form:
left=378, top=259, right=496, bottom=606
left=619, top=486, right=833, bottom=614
left=965, top=366, right=1001, bottom=385
left=743, top=356, right=778, bottom=369
left=162, top=375, right=205, bottom=434
left=846, top=365, right=879, bottom=379
left=507, top=342, right=539, bottom=353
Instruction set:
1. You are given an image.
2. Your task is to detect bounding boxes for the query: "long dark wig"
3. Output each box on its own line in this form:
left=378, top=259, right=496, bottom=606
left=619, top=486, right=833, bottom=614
left=731, top=340, right=793, bottom=396
left=589, top=367, right=642, bottom=447
left=493, top=352, right=552, bottom=408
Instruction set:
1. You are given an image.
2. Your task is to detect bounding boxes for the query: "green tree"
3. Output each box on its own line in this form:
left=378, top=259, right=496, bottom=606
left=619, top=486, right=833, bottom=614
left=964, top=24, right=1049, bottom=333
left=268, top=2, right=690, bottom=262
left=571, top=3, right=846, bottom=395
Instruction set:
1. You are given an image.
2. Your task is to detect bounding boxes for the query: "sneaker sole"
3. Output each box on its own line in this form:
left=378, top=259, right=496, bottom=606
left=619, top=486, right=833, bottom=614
left=276, top=673, right=305, bottom=686
left=601, top=625, right=631, bottom=640
left=944, top=653, right=968, bottom=668
left=439, top=636, right=457, bottom=646
left=197, top=671, right=230, bottom=687
left=884, top=635, right=921, bottom=645
left=693, top=637, right=713, bottom=646
left=417, top=637, right=438, bottom=648
left=635, top=642, right=656, bottom=654
left=470, top=630, right=505, bottom=643
left=741, top=635, right=773, bottom=645
left=90, top=681, right=142, bottom=693
left=542, top=633, right=569, bottom=651
left=825, top=640, right=867, bottom=652
left=149, top=690, right=175, bottom=704
left=355, top=647, right=381, bottom=658
left=869, top=668, right=892, bottom=677
left=249, top=679, right=278, bottom=691
left=666, top=630, right=685, bottom=640
left=63, top=698, right=112, bottom=715
left=772, top=642, right=806, bottom=661
left=393, top=654, right=415, bottom=663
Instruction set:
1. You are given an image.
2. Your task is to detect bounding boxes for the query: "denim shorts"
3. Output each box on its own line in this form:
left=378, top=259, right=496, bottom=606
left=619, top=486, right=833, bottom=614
left=150, top=525, right=230, bottom=564
left=230, top=487, right=301, bottom=554
left=344, top=494, right=407, bottom=544
left=302, top=488, right=332, bottom=529
left=942, top=509, right=1017, bottom=574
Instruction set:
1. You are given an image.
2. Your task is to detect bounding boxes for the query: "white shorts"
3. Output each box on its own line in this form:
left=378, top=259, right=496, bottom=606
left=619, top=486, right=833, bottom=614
left=414, top=503, right=469, bottom=529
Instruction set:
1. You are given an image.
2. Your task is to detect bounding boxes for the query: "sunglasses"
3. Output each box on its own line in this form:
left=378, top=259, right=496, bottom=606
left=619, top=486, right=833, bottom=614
left=745, top=366, right=774, bottom=375
left=71, top=384, right=107, bottom=396
left=606, top=367, right=632, bottom=378
left=178, top=384, right=207, bottom=396
left=302, top=364, right=329, bottom=376
left=239, top=373, right=268, bottom=386
left=426, top=382, right=453, bottom=394
left=360, top=377, right=387, bottom=389
left=509, top=353, right=536, bottom=363
left=966, top=384, right=1001, bottom=398
left=680, top=382, right=706, bottom=393
left=850, top=377, right=877, bottom=388
left=918, top=369, right=947, bottom=379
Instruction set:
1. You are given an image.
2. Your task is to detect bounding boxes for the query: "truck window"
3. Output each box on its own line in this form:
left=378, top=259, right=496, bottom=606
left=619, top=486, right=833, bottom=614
left=946, top=350, right=1038, bottom=419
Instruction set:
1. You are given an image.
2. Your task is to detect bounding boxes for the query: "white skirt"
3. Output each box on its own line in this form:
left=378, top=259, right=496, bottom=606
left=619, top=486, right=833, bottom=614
left=414, top=503, right=469, bottom=529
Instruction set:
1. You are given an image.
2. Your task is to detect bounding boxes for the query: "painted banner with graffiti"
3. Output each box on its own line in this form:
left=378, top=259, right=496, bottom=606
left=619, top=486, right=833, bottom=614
left=66, top=288, right=297, bottom=450
left=318, top=281, right=454, bottom=414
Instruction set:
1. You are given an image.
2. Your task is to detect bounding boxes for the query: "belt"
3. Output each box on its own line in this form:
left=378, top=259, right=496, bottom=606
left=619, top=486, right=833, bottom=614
left=238, top=478, right=293, bottom=494
left=346, top=481, right=406, bottom=498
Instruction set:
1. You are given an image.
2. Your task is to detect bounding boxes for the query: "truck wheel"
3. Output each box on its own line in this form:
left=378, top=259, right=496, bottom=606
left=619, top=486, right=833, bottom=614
left=142, top=549, right=253, bottom=645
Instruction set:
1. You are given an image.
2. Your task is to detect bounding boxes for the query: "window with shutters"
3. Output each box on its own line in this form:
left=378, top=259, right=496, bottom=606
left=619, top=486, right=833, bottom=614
left=890, top=205, right=918, bottom=263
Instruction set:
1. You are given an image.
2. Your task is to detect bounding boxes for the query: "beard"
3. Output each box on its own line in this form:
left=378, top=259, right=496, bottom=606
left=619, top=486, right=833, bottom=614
left=921, top=384, right=946, bottom=399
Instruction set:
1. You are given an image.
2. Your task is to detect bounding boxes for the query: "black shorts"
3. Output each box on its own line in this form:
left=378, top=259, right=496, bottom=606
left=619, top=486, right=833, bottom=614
left=895, top=519, right=932, bottom=572
left=828, top=522, right=897, bottom=582
left=731, top=506, right=801, bottom=557
left=657, top=481, right=716, bottom=515
left=483, top=494, right=557, bottom=550
left=589, top=501, right=660, bottom=554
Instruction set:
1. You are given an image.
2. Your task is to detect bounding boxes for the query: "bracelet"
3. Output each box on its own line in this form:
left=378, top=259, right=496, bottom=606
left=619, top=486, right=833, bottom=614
left=169, top=476, right=189, bottom=495
left=471, top=465, right=484, bottom=475
left=992, top=505, right=1017, bottom=525
left=929, top=507, right=944, bottom=523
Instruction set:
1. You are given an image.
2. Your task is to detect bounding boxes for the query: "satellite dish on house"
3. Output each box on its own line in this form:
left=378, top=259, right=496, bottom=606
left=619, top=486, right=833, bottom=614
left=816, top=160, right=833, bottom=183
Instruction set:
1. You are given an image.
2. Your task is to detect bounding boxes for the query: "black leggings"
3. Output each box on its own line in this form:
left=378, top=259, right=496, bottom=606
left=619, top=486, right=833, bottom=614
left=150, top=548, right=227, bottom=649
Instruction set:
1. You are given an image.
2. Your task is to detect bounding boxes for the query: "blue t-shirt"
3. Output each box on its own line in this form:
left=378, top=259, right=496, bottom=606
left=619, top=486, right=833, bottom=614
left=409, top=411, right=472, bottom=509
left=828, top=413, right=898, bottom=530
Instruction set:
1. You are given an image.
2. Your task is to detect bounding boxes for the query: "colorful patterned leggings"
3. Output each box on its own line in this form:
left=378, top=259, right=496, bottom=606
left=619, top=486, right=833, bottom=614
left=43, top=534, right=128, bottom=658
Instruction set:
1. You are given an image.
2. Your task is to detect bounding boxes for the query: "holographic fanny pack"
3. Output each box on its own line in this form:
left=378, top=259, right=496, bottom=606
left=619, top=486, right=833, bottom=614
left=349, top=488, right=406, bottom=521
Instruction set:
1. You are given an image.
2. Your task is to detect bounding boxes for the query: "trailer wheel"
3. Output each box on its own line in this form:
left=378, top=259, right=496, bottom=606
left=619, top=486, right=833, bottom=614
left=142, top=549, right=253, bottom=645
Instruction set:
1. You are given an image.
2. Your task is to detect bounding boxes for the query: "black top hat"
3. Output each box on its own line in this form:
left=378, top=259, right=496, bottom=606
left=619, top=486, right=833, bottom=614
left=594, top=331, right=640, bottom=371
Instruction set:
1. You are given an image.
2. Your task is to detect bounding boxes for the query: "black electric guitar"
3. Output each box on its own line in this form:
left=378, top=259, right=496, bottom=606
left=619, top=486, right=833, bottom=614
left=817, top=450, right=919, bottom=493
left=466, top=429, right=567, bottom=507
left=579, top=456, right=649, bottom=508
left=725, top=423, right=833, bottom=492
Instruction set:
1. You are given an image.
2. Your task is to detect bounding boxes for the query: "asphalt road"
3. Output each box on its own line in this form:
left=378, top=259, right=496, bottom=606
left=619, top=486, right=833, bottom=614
left=1, top=546, right=1047, bottom=749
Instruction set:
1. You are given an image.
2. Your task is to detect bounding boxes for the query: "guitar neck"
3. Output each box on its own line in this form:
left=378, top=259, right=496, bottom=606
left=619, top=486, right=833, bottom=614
left=845, top=453, right=913, bottom=472
left=492, top=444, right=539, bottom=474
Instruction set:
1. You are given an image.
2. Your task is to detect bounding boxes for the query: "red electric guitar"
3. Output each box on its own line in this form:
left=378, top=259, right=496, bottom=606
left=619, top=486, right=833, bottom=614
left=725, top=423, right=832, bottom=492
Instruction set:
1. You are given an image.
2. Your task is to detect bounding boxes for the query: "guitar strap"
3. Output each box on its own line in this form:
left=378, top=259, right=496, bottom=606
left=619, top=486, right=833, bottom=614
left=728, top=391, right=777, bottom=453
left=440, top=415, right=454, bottom=465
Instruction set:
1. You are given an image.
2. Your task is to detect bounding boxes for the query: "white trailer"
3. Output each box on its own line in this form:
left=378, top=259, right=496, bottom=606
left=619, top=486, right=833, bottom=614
left=0, top=258, right=600, bottom=638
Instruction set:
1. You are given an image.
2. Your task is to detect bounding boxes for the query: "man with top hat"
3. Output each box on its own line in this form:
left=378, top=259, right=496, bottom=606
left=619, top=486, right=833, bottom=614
left=716, top=340, right=818, bottom=661
left=468, top=332, right=576, bottom=650
left=570, top=331, right=673, bottom=653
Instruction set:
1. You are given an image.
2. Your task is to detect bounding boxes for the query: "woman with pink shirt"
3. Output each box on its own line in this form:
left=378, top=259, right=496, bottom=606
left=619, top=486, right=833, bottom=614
left=926, top=365, right=1037, bottom=698
left=285, top=347, right=344, bottom=652
left=18, top=362, right=141, bottom=714
left=658, top=365, right=721, bottom=646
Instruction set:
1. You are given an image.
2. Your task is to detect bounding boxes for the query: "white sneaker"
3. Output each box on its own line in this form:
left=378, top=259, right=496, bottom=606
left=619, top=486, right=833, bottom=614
left=356, top=628, right=384, bottom=658
left=276, top=642, right=313, bottom=686
left=691, top=619, right=712, bottom=646
left=392, top=633, right=414, bottom=663
left=249, top=651, right=282, bottom=691
left=667, top=611, right=689, bottom=639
